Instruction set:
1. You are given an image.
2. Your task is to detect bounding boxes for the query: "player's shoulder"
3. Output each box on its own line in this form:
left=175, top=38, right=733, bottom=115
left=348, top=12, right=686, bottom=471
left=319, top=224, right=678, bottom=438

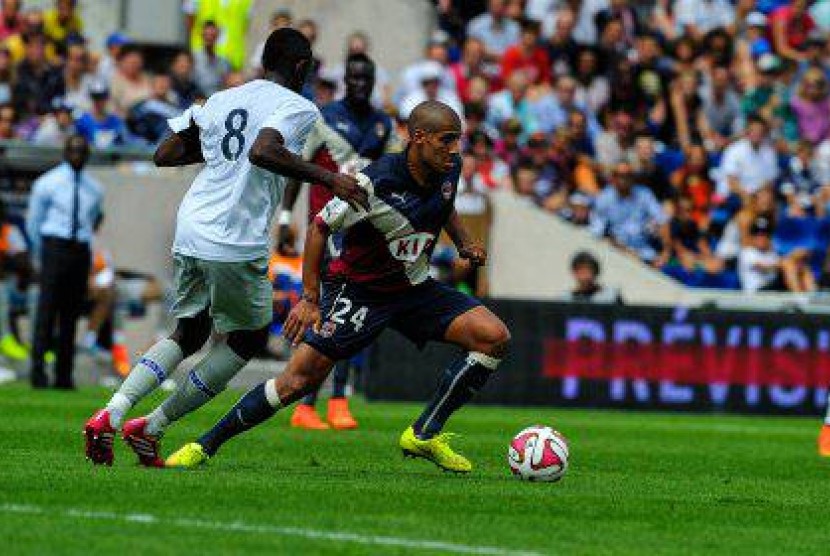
left=361, top=152, right=407, bottom=190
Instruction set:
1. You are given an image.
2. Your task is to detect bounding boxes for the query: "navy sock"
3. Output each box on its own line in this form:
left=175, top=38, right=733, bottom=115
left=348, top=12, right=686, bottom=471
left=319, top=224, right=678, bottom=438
left=331, top=360, right=349, bottom=398
left=301, top=388, right=319, bottom=406
left=198, top=383, right=277, bottom=456
left=413, top=353, right=497, bottom=439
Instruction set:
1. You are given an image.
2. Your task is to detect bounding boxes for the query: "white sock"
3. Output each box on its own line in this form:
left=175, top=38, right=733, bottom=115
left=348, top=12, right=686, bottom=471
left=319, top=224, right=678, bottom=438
left=106, top=392, right=132, bottom=429
left=265, top=378, right=282, bottom=408
left=145, top=406, right=171, bottom=437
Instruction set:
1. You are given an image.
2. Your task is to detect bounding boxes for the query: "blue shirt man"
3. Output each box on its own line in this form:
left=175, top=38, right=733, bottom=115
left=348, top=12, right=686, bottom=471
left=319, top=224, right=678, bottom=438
left=26, top=161, right=104, bottom=254
left=590, top=162, right=668, bottom=262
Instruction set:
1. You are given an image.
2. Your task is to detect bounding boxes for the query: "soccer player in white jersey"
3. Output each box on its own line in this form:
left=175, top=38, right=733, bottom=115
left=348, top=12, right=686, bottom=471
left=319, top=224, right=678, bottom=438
left=83, top=28, right=368, bottom=467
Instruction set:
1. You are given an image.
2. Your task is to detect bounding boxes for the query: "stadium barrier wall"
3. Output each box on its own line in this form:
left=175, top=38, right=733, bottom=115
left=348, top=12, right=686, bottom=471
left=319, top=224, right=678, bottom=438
left=366, top=300, right=830, bottom=416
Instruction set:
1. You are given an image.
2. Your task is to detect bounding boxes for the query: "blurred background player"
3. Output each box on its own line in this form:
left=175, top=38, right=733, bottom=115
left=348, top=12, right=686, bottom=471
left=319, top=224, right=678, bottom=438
left=0, top=197, right=29, bottom=363
left=280, top=52, right=395, bottom=431
left=167, top=101, right=511, bottom=475
left=266, top=224, right=302, bottom=359
left=84, top=28, right=366, bottom=468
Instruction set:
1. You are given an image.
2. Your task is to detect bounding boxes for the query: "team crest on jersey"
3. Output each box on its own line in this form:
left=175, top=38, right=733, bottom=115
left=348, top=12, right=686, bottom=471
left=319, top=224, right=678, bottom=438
left=319, top=321, right=337, bottom=338
left=441, top=181, right=453, bottom=200
left=376, top=121, right=385, bottom=137
left=388, top=232, right=436, bottom=263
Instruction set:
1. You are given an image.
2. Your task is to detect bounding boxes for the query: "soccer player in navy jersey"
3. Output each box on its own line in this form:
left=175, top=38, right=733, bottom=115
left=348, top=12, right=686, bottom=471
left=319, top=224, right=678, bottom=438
left=167, top=100, right=510, bottom=473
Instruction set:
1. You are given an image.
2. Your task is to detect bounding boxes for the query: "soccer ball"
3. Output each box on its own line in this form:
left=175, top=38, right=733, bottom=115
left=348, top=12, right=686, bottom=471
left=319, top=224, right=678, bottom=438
left=507, top=425, right=569, bottom=482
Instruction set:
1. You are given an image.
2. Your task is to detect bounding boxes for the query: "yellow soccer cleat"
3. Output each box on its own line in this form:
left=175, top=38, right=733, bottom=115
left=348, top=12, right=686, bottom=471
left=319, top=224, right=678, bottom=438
left=165, top=442, right=209, bottom=469
left=399, top=426, right=472, bottom=474
left=0, top=334, right=28, bottom=361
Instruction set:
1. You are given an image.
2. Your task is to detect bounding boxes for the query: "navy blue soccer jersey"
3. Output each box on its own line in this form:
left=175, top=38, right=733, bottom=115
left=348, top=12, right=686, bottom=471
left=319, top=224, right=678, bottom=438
left=315, top=150, right=461, bottom=292
left=320, top=100, right=392, bottom=160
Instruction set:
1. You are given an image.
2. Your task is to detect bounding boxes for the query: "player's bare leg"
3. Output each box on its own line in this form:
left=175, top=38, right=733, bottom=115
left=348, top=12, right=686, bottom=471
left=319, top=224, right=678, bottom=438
left=401, top=306, right=510, bottom=473
left=166, top=344, right=334, bottom=467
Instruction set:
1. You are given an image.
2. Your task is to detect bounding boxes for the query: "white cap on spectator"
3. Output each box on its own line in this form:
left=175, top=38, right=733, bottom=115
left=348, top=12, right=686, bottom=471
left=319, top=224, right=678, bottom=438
left=757, top=53, right=781, bottom=73
left=419, top=60, right=444, bottom=83
left=746, top=12, right=767, bottom=27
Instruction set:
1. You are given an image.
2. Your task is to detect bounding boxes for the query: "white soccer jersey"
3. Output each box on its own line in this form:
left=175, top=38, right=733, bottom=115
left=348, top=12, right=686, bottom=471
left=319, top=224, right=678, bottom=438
left=168, top=79, right=319, bottom=262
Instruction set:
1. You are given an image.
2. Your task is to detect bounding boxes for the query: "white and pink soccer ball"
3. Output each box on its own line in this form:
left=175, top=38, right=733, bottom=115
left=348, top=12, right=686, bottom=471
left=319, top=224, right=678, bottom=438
left=508, top=425, right=569, bottom=482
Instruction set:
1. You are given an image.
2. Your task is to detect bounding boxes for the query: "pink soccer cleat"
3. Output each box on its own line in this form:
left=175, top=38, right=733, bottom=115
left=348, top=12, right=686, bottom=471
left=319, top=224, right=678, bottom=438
left=122, top=417, right=165, bottom=468
left=84, top=409, right=116, bottom=466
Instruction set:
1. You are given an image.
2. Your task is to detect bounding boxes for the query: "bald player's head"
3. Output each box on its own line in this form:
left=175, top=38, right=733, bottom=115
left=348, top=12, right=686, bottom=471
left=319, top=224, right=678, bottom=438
left=407, top=101, right=462, bottom=137
left=407, top=101, right=462, bottom=176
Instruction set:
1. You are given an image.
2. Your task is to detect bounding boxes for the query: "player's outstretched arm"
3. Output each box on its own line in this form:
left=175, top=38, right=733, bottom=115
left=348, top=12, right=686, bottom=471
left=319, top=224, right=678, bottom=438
left=153, top=122, right=205, bottom=167
left=444, top=209, right=487, bottom=266
left=282, top=218, right=328, bottom=346
left=249, top=128, right=369, bottom=211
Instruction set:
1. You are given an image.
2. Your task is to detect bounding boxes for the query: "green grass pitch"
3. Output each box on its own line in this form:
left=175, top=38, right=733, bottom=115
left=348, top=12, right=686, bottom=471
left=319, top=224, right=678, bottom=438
left=2, top=383, right=829, bottom=555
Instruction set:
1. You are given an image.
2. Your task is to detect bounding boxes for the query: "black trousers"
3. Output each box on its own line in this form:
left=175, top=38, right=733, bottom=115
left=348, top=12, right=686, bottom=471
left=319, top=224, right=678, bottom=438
left=30, top=237, right=90, bottom=388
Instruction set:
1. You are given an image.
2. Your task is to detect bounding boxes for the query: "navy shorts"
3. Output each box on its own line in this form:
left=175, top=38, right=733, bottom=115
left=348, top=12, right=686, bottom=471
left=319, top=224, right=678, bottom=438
left=304, top=279, right=482, bottom=361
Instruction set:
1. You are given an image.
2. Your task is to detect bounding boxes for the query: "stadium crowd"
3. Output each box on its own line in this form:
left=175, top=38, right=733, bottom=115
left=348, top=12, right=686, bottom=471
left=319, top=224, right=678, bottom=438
left=2, top=0, right=830, bottom=296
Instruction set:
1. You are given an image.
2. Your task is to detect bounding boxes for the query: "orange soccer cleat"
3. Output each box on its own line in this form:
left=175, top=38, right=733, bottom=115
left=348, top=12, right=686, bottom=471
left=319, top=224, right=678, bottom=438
left=111, top=343, right=131, bottom=377
left=290, top=404, right=330, bottom=430
left=818, top=424, right=830, bottom=457
left=327, top=397, right=358, bottom=430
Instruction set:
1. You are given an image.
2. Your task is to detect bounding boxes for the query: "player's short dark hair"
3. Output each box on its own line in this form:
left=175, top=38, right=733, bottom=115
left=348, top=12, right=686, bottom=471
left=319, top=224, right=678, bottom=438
left=261, top=27, right=312, bottom=75
left=571, top=251, right=600, bottom=275
left=346, top=52, right=374, bottom=73
left=202, top=19, right=218, bottom=29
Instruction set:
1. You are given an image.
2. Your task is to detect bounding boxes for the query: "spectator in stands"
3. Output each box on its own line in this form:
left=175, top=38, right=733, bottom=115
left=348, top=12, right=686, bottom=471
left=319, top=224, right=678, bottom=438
left=770, top=0, right=816, bottom=62
left=590, top=160, right=669, bottom=264
left=467, top=0, right=521, bottom=60
left=0, top=101, right=17, bottom=139
left=545, top=6, right=579, bottom=77
left=449, top=37, right=491, bottom=103
left=398, top=39, right=455, bottom=102
left=669, top=70, right=704, bottom=151
left=192, top=20, right=230, bottom=97
left=468, top=130, right=512, bottom=191
left=0, top=0, right=22, bottom=41
left=169, top=50, right=201, bottom=108
left=559, top=191, right=594, bottom=227
left=184, top=0, right=253, bottom=71
left=716, top=187, right=777, bottom=268
left=398, top=61, right=463, bottom=120
left=665, top=196, right=723, bottom=274
left=501, top=18, right=550, bottom=85
left=671, top=144, right=714, bottom=229
left=780, top=140, right=824, bottom=217
left=0, top=46, right=13, bottom=104
left=127, top=74, right=182, bottom=145
left=567, top=108, right=596, bottom=157
left=109, top=45, right=151, bottom=116
left=790, top=67, right=830, bottom=145
left=494, top=117, right=522, bottom=167
left=717, top=115, right=779, bottom=202
left=5, top=10, right=52, bottom=65
left=674, top=0, right=736, bottom=42
left=541, top=74, right=601, bottom=136
left=632, top=133, right=674, bottom=206
left=96, top=32, right=129, bottom=85
left=738, top=216, right=816, bottom=292
left=563, top=251, right=623, bottom=304
left=486, top=69, right=532, bottom=134
left=75, top=81, right=128, bottom=149
left=595, top=0, right=640, bottom=48
left=43, top=0, right=82, bottom=54
left=700, top=65, right=741, bottom=151
left=13, top=31, right=64, bottom=118
left=573, top=47, right=609, bottom=115
left=330, top=31, right=393, bottom=108
left=63, top=42, right=93, bottom=113
left=596, top=111, right=637, bottom=174
left=33, top=100, right=74, bottom=146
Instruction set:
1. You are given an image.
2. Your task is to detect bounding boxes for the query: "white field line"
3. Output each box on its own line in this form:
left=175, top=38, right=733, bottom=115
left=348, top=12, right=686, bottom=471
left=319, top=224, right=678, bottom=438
left=1, top=503, right=543, bottom=556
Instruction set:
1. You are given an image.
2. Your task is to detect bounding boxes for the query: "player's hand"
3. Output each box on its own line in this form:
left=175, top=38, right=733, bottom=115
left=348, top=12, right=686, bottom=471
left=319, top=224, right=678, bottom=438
left=283, top=299, right=321, bottom=347
left=458, top=243, right=487, bottom=266
left=330, top=173, right=370, bottom=212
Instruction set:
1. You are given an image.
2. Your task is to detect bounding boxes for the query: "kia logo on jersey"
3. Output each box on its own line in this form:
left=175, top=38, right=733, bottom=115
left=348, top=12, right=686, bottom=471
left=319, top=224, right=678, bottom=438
left=388, top=232, right=436, bottom=262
